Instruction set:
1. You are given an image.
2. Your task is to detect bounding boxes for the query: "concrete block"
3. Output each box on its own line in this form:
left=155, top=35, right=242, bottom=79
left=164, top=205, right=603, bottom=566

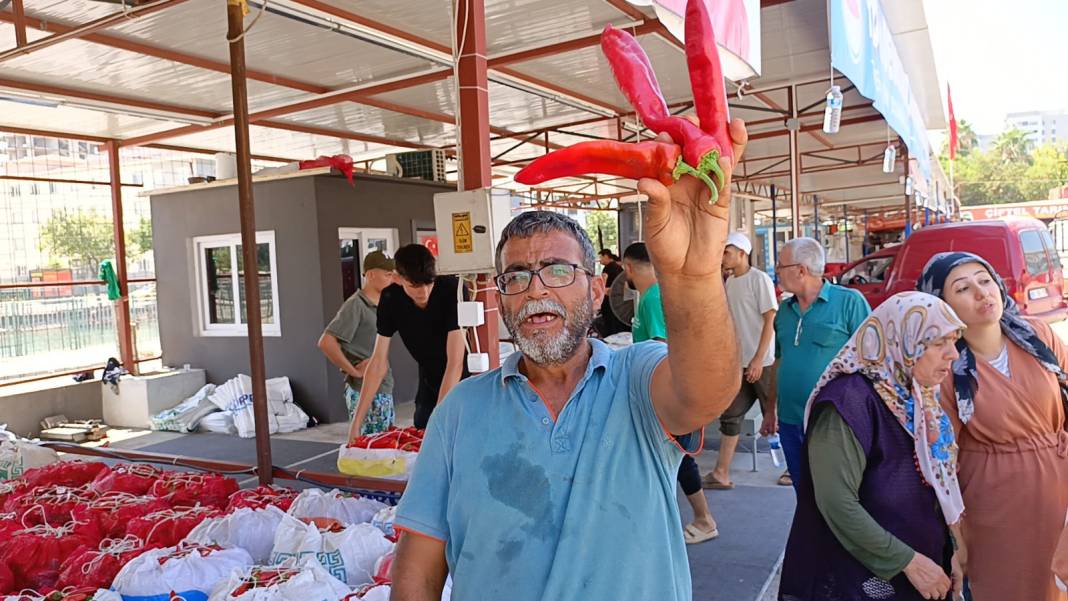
left=102, top=369, right=207, bottom=429
left=0, top=381, right=102, bottom=438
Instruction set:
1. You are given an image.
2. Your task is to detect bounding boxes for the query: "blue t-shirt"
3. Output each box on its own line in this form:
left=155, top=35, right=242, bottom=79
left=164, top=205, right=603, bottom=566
left=774, top=282, right=871, bottom=425
left=394, top=339, right=698, bottom=601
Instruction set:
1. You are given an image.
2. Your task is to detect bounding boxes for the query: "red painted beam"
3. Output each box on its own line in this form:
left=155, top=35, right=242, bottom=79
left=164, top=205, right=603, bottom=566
left=259, top=119, right=432, bottom=150
left=290, top=0, right=452, bottom=54
left=106, top=140, right=136, bottom=374
left=0, top=0, right=192, bottom=63
left=0, top=76, right=220, bottom=119
left=10, top=0, right=27, bottom=47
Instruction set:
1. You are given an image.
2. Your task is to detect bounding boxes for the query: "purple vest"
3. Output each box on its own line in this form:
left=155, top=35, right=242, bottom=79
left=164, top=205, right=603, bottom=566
left=779, top=374, right=951, bottom=601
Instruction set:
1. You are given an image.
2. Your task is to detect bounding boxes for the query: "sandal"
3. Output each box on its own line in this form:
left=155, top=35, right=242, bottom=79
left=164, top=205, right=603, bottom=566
left=683, top=523, right=719, bottom=544
left=777, top=471, right=793, bottom=486
left=701, top=472, right=735, bottom=490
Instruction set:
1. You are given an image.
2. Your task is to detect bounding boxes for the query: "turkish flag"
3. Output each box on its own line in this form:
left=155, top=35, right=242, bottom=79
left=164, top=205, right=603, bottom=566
left=948, top=84, right=958, bottom=160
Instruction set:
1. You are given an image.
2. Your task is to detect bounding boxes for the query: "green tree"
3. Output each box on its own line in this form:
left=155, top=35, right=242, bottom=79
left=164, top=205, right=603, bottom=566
left=993, top=128, right=1034, bottom=164
left=39, top=210, right=115, bottom=274
left=127, top=217, right=153, bottom=258
left=583, top=211, right=619, bottom=255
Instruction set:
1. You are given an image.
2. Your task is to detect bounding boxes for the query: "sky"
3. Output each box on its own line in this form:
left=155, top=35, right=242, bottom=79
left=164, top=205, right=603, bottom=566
left=922, top=0, right=1068, bottom=136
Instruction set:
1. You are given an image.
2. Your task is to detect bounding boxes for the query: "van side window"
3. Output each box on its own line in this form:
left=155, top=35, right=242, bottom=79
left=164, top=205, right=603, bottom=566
left=840, top=257, right=893, bottom=285
left=1020, top=230, right=1051, bottom=276
left=1040, top=229, right=1063, bottom=271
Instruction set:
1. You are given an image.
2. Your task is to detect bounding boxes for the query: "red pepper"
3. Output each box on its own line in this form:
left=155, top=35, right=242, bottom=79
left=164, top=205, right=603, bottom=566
left=643, top=115, right=725, bottom=199
left=601, top=25, right=670, bottom=124
left=686, top=0, right=732, bottom=160
left=515, top=140, right=680, bottom=187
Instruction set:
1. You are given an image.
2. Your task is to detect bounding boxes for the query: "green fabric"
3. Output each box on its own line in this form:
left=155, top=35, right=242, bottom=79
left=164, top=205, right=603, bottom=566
left=774, top=283, right=870, bottom=425
left=325, top=290, right=394, bottom=394
left=631, top=283, right=667, bottom=343
left=808, top=404, right=915, bottom=581
left=98, top=259, right=121, bottom=301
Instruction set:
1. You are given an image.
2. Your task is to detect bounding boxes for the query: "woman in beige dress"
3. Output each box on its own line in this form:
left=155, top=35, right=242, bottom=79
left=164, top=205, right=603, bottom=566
left=918, top=251, right=1068, bottom=601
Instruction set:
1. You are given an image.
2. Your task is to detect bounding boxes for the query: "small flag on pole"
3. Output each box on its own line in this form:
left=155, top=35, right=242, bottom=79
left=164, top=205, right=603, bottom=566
left=947, top=84, right=958, bottom=161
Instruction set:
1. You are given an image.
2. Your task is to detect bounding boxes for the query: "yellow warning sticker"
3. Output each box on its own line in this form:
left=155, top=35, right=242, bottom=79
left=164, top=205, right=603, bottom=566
left=452, top=212, right=473, bottom=254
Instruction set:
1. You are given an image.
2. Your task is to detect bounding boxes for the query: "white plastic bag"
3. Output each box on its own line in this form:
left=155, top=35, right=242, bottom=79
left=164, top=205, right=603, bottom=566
left=183, top=505, right=286, bottom=564
left=233, top=402, right=309, bottom=439
left=268, top=513, right=393, bottom=587
left=208, top=556, right=350, bottom=601
left=198, top=411, right=237, bottom=435
left=287, top=488, right=386, bottom=526
left=151, top=384, right=219, bottom=433
left=370, top=506, right=396, bottom=537
left=111, top=544, right=253, bottom=601
left=209, top=375, right=292, bottom=415
left=0, top=425, right=60, bottom=480
left=336, top=444, right=417, bottom=481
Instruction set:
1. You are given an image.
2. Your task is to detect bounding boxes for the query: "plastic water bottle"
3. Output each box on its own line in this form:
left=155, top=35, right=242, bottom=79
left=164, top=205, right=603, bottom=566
left=767, top=433, right=783, bottom=468
left=882, top=144, right=897, bottom=173
left=823, top=85, right=843, bottom=134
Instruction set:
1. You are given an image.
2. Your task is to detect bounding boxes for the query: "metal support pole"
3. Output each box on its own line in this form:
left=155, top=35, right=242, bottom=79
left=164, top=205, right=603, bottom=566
left=812, top=195, right=820, bottom=241
left=455, top=0, right=500, bottom=370
left=106, top=141, right=136, bottom=374
left=843, top=204, right=850, bottom=263
left=864, top=209, right=870, bottom=254
left=770, top=184, right=779, bottom=270
left=787, top=86, right=801, bottom=238
left=227, top=0, right=273, bottom=486
left=11, top=0, right=27, bottom=48
left=902, top=140, right=912, bottom=239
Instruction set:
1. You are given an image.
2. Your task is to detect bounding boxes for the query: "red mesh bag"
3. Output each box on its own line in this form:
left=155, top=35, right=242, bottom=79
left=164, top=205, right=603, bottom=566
left=226, top=485, right=299, bottom=512
left=57, top=535, right=154, bottom=591
left=0, top=511, right=21, bottom=539
left=373, top=552, right=393, bottom=585
left=125, top=506, right=220, bottom=548
left=5, top=484, right=98, bottom=527
left=0, top=560, right=14, bottom=595
left=72, top=493, right=170, bottom=539
left=90, top=464, right=163, bottom=496
left=150, top=473, right=238, bottom=509
left=19, top=462, right=109, bottom=489
left=0, top=479, right=30, bottom=508
left=0, top=521, right=99, bottom=592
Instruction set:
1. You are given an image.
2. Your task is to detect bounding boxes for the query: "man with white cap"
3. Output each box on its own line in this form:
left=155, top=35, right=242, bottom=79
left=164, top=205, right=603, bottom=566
left=703, top=232, right=780, bottom=489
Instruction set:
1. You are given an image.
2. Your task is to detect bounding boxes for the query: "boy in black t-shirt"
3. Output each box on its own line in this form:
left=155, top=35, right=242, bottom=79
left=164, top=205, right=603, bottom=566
left=348, top=244, right=468, bottom=438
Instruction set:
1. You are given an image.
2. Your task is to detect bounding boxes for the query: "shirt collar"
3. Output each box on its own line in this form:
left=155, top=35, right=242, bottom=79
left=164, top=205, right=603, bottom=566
left=501, top=338, right=612, bottom=383
left=785, top=281, right=830, bottom=308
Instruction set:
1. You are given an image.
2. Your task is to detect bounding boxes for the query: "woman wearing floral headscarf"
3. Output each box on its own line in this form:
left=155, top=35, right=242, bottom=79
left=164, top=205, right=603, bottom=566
left=917, top=251, right=1068, bottom=601
left=780, top=292, right=966, bottom=601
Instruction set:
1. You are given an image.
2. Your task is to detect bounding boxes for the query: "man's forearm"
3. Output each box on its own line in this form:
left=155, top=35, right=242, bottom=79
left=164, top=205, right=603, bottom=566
left=661, top=274, right=740, bottom=418
left=437, top=362, right=463, bottom=404
left=319, top=336, right=356, bottom=375
left=752, top=314, right=776, bottom=367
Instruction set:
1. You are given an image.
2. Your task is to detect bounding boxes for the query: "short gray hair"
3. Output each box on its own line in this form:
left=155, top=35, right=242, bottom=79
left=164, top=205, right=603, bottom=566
left=495, top=210, right=596, bottom=273
left=782, top=237, right=826, bottom=276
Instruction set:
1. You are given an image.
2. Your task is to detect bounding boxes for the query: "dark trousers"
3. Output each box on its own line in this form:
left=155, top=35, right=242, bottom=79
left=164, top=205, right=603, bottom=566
left=677, top=454, right=702, bottom=496
left=413, top=371, right=442, bottom=429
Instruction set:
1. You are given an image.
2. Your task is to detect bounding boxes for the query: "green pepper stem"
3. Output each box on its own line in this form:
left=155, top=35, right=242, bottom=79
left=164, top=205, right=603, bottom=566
left=671, top=150, right=724, bottom=203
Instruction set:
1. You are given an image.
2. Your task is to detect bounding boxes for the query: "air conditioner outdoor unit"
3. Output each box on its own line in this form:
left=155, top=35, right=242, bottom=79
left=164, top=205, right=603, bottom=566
left=385, top=150, right=448, bottom=183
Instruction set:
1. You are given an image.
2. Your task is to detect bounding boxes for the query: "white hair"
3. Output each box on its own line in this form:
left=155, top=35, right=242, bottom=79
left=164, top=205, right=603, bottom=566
left=783, top=237, right=826, bottom=276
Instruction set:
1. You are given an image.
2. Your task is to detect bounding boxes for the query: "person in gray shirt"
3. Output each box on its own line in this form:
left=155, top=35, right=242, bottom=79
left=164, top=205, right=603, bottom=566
left=318, top=250, right=396, bottom=435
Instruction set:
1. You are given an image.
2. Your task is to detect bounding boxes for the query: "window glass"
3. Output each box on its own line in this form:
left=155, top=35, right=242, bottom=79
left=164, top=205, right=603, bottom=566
left=840, top=257, right=893, bottom=285
left=1020, top=230, right=1051, bottom=275
left=204, top=245, right=233, bottom=325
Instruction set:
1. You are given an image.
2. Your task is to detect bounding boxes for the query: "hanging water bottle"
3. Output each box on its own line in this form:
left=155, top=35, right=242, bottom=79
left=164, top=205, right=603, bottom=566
left=882, top=144, right=897, bottom=173
left=823, top=85, right=843, bottom=134
left=767, top=433, right=783, bottom=468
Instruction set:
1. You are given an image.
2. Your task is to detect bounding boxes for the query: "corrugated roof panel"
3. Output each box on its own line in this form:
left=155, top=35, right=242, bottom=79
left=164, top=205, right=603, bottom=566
left=275, top=102, right=456, bottom=147
left=483, top=0, right=629, bottom=54
left=0, top=40, right=309, bottom=114
left=107, top=0, right=435, bottom=89
left=20, top=0, right=127, bottom=24
left=0, top=100, right=186, bottom=139
left=506, top=34, right=690, bottom=110
left=165, top=125, right=403, bottom=163
left=314, top=0, right=454, bottom=50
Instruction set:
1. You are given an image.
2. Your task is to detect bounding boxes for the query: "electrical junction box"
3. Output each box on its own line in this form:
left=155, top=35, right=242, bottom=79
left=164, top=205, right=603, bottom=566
left=467, top=353, right=491, bottom=373
left=458, top=301, right=485, bottom=327
left=433, top=188, right=513, bottom=274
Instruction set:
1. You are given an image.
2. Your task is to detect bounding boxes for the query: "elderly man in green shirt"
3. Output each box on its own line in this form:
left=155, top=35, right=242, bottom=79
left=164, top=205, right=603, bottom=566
left=318, top=251, right=397, bottom=434
left=773, top=237, right=870, bottom=490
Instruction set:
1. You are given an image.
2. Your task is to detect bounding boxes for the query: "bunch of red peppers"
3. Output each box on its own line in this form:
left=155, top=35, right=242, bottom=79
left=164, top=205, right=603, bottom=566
left=348, top=426, right=424, bottom=453
left=515, top=0, right=733, bottom=202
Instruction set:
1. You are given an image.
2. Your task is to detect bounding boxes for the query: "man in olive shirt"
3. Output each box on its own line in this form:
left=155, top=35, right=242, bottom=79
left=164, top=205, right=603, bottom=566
left=318, top=251, right=396, bottom=434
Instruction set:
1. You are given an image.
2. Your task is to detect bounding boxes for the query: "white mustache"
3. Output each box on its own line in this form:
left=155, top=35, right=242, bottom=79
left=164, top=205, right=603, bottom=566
left=517, top=299, right=567, bottom=321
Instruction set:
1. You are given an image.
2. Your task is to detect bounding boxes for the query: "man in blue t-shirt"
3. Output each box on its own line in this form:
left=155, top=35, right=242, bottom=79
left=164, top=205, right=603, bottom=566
left=390, top=120, right=747, bottom=600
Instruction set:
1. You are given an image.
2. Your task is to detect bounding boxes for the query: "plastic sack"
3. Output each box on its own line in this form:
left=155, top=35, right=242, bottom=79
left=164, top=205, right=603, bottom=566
left=206, top=557, right=350, bottom=601
left=72, top=493, right=170, bottom=539
left=336, top=445, right=417, bottom=481
left=208, top=376, right=292, bottom=415
left=268, top=513, right=393, bottom=587
left=5, top=484, right=98, bottom=527
left=347, top=585, right=389, bottom=601
left=19, top=462, right=109, bottom=490
left=298, top=154, right=355, bottom=186
left=56, top=535, right=155, bottom=591
left=149, top=473, right=237, bottom=509
left=226, top=486, right=298, bottom=513
left=0, top=521, right=100, bottom=592
left=149, top=384, right=217, bottom=433
left=232, top=403, right=309, bottom=439
left=111, top=544, right=253, bottom=601
left=286, top=489, right=386, bottom=527
left=197, top=412, right=236, bottom=435
left=0, top=561, right=13, bottom=596
left=90, top=465, right=163, bottom=497
left=126, top=506, right=221, bottom=548
left=0, top=428, right=60, bottom=482
left=182, top=506, right=286, bottom=564
left=370, top=506, right=396, bottom=538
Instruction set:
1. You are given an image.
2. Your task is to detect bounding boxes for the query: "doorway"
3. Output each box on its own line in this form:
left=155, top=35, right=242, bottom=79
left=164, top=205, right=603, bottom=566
left=338, top=227, right=399, bottom=299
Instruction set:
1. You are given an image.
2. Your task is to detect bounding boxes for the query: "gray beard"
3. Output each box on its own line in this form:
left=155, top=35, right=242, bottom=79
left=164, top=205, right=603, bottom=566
left=503, top=297, right=593, bottom=366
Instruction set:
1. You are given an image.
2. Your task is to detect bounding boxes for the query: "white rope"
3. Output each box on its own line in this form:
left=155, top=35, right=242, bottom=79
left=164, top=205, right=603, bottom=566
left=227, top=0, right=269, bottom=44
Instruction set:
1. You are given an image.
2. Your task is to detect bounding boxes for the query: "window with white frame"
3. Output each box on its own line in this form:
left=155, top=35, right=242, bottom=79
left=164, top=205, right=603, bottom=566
left=193, top=231, right=281, bottom=336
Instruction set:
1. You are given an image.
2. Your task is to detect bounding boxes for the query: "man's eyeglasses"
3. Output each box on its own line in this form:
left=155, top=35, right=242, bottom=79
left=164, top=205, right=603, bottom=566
left=495, top=263, right=592, bottom=295
left=775, top=262, right=802, bottom=273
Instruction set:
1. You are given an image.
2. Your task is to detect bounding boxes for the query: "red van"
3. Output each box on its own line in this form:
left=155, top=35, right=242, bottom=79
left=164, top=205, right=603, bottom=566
left=838, top=218, right=1068, bottom=322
